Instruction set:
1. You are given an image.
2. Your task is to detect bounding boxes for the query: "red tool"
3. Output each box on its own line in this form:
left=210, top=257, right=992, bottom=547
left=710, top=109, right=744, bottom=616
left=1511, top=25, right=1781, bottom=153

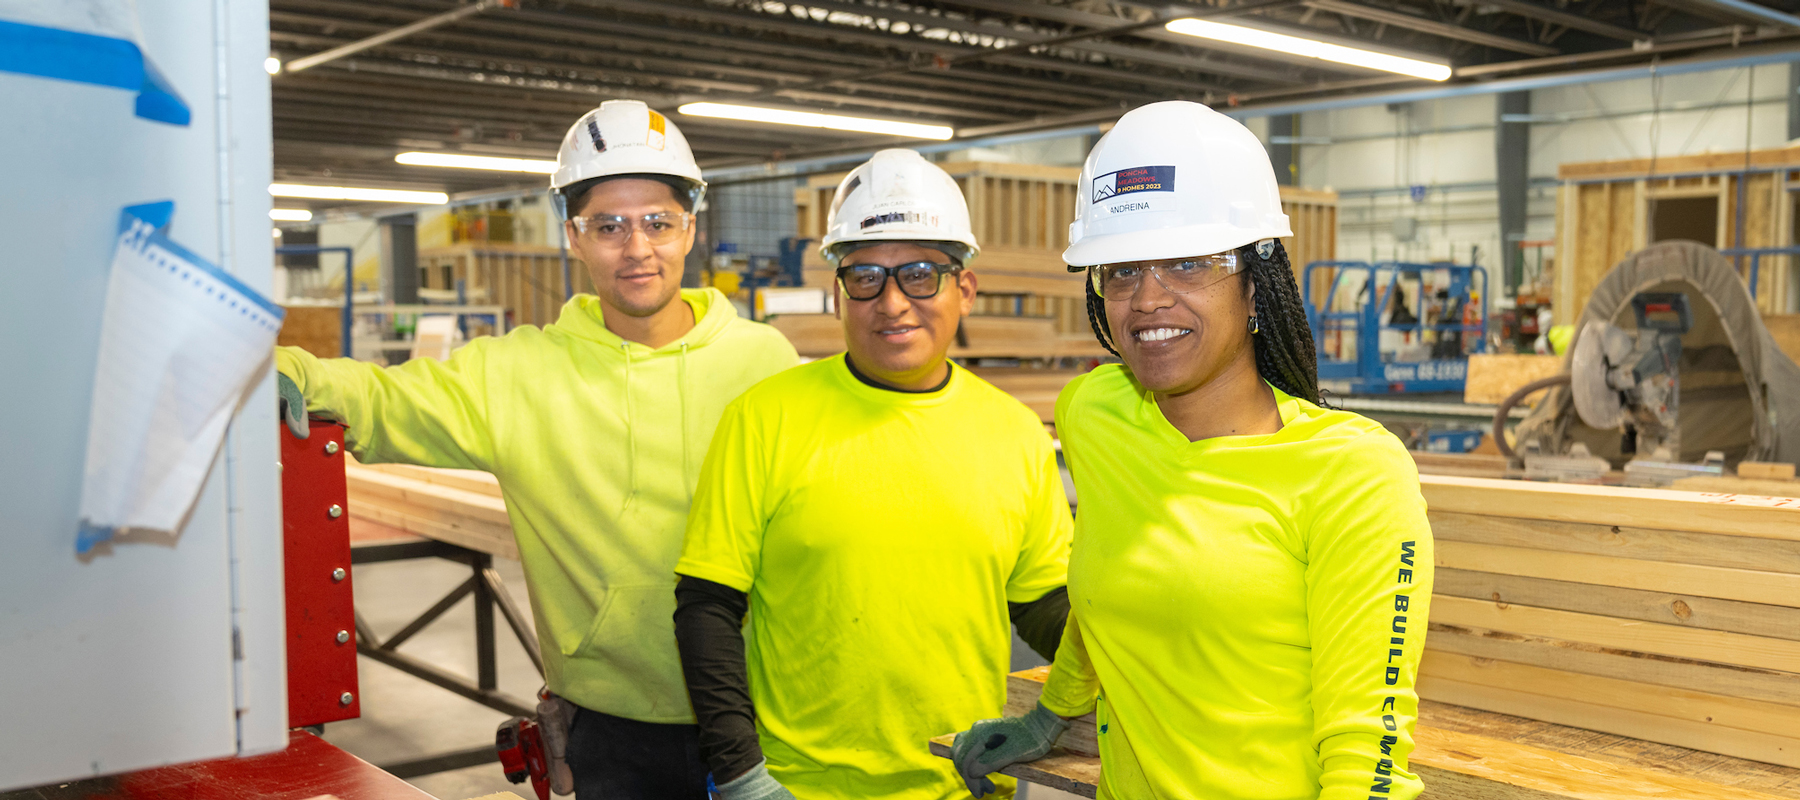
left=496, top=716, right=550, bottom=800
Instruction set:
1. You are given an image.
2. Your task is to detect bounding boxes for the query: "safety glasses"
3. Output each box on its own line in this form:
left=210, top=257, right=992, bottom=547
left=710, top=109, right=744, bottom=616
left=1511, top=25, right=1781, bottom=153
left=836, top=261, right=961, bottom=301
left=568, top=212, right=692, bottom=247
left=1090, top=253, right=1240, bottom=299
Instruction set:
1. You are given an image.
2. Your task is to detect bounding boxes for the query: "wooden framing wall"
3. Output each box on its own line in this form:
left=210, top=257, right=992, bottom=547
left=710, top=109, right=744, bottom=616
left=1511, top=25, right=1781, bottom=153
left=1554, top=147, right=1800, bottom=323
left=418, top=244, right=584, bottom=330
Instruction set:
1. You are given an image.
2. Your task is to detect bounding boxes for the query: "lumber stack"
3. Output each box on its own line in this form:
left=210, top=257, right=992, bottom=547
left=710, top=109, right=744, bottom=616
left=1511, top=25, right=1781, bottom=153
left=1420, top=475, right=1800, bottom=769
left=929, top=667, right=1799, bottom=798
left=1462, top=353, right=1563, bottom=406
left=342, top=459, right=517, bottom=560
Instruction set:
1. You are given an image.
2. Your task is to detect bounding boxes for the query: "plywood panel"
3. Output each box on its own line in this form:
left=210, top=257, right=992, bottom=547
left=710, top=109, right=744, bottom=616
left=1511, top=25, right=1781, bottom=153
left=1463, top=354, right=1564, bottom=405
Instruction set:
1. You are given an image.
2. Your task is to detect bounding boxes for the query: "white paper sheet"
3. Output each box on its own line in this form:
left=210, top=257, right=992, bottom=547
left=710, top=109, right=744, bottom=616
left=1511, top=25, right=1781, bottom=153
left=77, top=202, right=284, bottom=552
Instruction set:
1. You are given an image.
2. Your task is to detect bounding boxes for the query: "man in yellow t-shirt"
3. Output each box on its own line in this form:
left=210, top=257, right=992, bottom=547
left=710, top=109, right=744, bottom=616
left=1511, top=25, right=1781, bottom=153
left=672, top=149, right=1072, bottom=800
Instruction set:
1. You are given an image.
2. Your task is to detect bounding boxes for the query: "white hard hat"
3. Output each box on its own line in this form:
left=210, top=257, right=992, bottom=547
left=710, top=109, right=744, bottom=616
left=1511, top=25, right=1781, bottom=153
left=1063, top=101, right=1292, bottom=268
left=819, top=149, right=980, bottom=265
left=550, top=100, right=706, bottom=219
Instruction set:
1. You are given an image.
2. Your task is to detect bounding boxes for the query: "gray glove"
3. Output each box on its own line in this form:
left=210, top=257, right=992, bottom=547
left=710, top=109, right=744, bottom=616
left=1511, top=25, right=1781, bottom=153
left=714, top=760, right=796, bottom=800
left=277, top=372, right=309, bottom=439
left=950, top=702, right=1071, bottom=798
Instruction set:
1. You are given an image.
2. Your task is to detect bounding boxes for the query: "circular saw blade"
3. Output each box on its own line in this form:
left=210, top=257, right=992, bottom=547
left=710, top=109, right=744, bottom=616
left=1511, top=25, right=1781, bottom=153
left=1571, top=320, right=1626, bottom=430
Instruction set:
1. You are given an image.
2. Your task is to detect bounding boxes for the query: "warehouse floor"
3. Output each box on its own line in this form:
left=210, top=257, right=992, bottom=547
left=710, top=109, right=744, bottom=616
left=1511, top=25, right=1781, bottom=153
left=325, top=532, right=1079, bottom=800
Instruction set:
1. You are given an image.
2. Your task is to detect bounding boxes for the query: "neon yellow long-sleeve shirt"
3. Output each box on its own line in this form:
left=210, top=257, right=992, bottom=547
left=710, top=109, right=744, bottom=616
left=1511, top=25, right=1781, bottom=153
left=276, top=289, right=798, bottom=722
left=1039, top=366, right=1433, bottom=799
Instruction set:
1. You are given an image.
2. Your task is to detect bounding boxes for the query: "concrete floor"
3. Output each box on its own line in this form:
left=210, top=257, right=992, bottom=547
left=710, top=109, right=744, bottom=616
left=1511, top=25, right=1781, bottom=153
left=328, top=552, right=1079, bottom=800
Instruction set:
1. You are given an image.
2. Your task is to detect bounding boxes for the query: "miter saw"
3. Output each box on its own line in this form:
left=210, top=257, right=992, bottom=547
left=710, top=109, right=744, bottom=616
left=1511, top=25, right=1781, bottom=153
left=1526, top=292, right=1725, bottom=485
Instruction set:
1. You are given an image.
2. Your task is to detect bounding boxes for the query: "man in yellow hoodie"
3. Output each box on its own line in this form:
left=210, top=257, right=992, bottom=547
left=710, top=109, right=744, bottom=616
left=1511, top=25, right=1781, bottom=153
left=275, top=100, right=798, bottom=800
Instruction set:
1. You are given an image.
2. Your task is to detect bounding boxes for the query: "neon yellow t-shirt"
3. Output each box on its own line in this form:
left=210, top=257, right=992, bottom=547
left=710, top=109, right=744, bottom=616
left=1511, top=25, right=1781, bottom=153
left=675, top=355, right=1072, bottom=800
left=1040, top=366, right=1433, bottom=800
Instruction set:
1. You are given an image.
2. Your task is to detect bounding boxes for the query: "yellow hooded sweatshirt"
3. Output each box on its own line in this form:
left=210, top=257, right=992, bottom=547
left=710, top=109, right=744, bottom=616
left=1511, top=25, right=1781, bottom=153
left=276, top=288, right=799, bottom=723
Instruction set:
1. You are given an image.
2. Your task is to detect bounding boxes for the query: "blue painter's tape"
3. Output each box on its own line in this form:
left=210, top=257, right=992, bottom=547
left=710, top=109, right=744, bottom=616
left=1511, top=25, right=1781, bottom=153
left=0, top=17, right=190, bottom=126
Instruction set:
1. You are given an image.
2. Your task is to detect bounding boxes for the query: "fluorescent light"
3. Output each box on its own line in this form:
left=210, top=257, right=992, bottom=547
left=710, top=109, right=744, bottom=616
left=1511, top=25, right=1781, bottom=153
left=265, top=57, right=281, bottom=75
left=1165, top=18, right=1451, bottom=81
left=395, top=151, right=557, bottom=173
left=270, top=208, right=313, bottom=222
left=677, top=102, right=953, bottom=140
left=270, top=183, right=448, bottom=204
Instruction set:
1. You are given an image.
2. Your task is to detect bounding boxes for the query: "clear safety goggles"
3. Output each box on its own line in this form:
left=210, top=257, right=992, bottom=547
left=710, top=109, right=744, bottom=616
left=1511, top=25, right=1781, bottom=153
left=568, top=212, right=692, bottom=246
left=1089, top=253, right=1240, bottom=299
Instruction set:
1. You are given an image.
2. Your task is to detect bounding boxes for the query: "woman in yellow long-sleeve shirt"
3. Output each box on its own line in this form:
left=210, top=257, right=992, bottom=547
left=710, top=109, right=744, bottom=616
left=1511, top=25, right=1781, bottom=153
left=951, top=101, right=1434, bottom=800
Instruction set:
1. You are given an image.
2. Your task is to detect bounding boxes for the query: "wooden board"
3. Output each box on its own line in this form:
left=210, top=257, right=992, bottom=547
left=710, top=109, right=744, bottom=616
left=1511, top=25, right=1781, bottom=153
left=1670, top=475, right=1800, bottom=498
left=1429, top=595, right=1800, bottom=674
left=343, top=464, right=517, bottom=559
left=1558, top=147, right=1800, bottom=183
left=1739, top=461, right=1798, bottom=481
left=1463, top=354, right=1564, bottom=406
left=278, top=304, right=341, bottom=358
left=1434, top=567, right=1800, bottom=641
left=1435, top=540, right=1800, bottom=607
left=938, top=669, right=1796, bottom=798
left=1418, top=475, right=1800, bottom=542
left=1426, top=624, right=1800, bottom=707
left=1428, top=510, right=1800, bottom=574
left=1413, top=452, right=1511, bottom=479
left=1767, top=314, right=1800, bottom=367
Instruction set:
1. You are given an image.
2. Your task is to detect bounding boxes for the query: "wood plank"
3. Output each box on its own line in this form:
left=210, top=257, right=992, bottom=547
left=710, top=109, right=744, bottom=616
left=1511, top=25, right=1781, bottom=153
left=1436, top=540, right=1800, bottom=607
left=1426, top=625, right=1800, bottom=708
left=1556, top=146, right=1800, bottom=182
left=352, top=501, right=519, bottom=561
left=1435, top=567, right=1800, bottom=641
left=1463, top=354, right=1564, bottom=405
left=1003, top=667, right=1099, bottom=758
left=1738, top=462, right=1798, bottom=481
left=1419, top=475, right=1800, bottom=542
left=1427, top=510, right=1800, bottom=574
left=345, top=466, right=511, bottom=527
left=926, top=735, right=1098, bottom=798
left=1430, top=595, right=1800, bottom=674
left=1421, top=651, right=1800, bottom=738
left=1670, top=475, right=1800, bottom=498
left=349, top=458, right=501, bottom=498
left=960, top=669, right=1797, bottom=798
left=1419, top=676, right=1800, bottom=769
left=1414, top=453, right=1511, bottom=479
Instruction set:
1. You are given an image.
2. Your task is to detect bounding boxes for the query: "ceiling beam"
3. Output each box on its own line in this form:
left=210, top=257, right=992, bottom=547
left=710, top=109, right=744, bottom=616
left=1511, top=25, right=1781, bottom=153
left=1446, top=0, right=1646, bottom=42
left=285, top=0, right=509, bottom=72
left=1299, top=0, right=1559, bottom=54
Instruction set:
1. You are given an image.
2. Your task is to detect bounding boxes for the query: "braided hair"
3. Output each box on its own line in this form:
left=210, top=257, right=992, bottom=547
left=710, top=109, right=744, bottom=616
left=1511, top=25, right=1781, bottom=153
left=1082, top=239, right=1322, bottom=405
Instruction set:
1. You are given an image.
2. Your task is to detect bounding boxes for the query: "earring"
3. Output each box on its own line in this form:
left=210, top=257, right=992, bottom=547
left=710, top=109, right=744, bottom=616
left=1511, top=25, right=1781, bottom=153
left=1248, top=315, right=1260, bottom=334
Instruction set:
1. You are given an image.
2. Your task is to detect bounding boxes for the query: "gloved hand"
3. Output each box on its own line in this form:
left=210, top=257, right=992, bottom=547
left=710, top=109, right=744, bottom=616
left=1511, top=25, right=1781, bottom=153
left=278, top=372, right=310, bottom=439
left=713, top=760, right=797, bottom=800
left=950, top=702, right=1070, bottom=798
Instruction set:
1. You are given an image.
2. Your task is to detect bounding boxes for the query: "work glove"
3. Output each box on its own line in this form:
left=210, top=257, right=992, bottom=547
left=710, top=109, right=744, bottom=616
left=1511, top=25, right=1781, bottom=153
left=950, top=702, right=1070, bottom=798
left=712, top=760, right=797, bottom=800
left=277, top=372, right=310, bottom=439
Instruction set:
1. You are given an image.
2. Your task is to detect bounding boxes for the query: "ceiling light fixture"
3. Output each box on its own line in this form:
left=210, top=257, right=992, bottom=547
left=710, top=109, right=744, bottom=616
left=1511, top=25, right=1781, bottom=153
left=264, top=57, right=282, bottom=75
left=1164, top=18, right=1452, bottom=81
left=270, top=208, right=313, bottom=222
left=394, top=151, right=558, bottom=173
left=270, top=184, right=448, bottom=204
left=677, top=102, right=954, bottom=140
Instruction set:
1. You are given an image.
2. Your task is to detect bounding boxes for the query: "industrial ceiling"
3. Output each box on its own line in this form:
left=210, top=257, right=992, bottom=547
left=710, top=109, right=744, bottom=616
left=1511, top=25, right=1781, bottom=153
left=269, top=0, right=1800, bottom=200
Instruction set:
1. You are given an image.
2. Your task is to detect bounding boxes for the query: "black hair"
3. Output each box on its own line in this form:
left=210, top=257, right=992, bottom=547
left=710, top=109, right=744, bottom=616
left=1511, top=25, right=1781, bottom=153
left=563, top=173, right=696, bottom=215
left=1082, top=239, right=1322, bottom=405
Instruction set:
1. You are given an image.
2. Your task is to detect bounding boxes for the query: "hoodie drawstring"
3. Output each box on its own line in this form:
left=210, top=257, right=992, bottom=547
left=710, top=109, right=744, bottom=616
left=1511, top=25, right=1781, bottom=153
left=679, top=341, right=692, bottom=503
left=622, top=341, right=637, bottom=508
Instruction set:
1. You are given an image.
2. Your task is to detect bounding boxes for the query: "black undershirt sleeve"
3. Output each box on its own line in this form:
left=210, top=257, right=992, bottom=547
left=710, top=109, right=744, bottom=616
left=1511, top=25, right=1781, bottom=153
left=673, top=575, right=762, bottom=782
left=1007, top=585, right=1071, bottom=662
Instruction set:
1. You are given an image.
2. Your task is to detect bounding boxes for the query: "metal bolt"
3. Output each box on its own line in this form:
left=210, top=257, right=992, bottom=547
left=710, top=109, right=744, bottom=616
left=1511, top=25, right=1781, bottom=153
left=324, top=441, right=340, bottom=455
left=340, top=692, right=354, bottom=706
left=331, top=567, right=346, bottom=582
left=327, top=504, right=343, bottom=519
left=336, top=630, right=350, bottom=644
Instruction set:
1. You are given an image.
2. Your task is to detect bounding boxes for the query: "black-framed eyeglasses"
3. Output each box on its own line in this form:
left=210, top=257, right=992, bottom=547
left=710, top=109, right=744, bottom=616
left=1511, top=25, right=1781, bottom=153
left=1089, top=253, right=1240, bottom=299
left=836, top=261, right=961, bottom=301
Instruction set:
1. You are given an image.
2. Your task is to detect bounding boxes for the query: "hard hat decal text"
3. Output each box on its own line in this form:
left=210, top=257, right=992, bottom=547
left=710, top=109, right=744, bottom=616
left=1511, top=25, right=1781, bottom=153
left=586, top=118, right=607, bottom=153
left=1093, top=165, right=1175, bottom=202
left=860, top=210, right=940, bottom=230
